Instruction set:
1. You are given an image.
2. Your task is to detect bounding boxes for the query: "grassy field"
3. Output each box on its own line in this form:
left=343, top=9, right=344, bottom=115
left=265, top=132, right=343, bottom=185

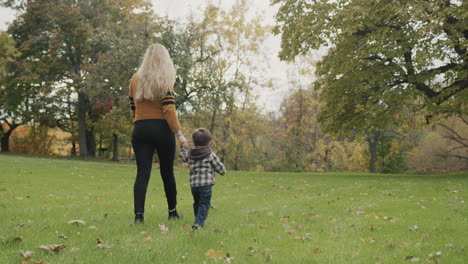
left=0, top=154, right=466, bottom=264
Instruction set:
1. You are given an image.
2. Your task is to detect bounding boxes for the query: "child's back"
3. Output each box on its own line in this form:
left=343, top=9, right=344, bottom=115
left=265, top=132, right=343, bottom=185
left=179, top=128, right=226, bottom=230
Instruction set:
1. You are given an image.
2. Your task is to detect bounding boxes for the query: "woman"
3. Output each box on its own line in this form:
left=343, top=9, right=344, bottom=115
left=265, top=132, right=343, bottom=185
left=129, top=44, right=188, bottom=223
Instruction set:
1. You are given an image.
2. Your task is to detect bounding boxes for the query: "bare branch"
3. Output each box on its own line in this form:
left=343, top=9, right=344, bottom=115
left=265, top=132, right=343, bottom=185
left=436, top=154, right=468, bottom=161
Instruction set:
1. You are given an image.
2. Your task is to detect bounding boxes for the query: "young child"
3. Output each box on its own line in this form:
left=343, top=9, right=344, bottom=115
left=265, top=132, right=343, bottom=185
left=179, top=128, right=226, bottom=230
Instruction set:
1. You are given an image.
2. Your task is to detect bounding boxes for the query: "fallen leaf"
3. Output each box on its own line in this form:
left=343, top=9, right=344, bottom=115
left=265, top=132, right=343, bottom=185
left=399, top=242, right=409, bottom=248
left=248, top=246, right=258, bottom=252
left=330, top=218, right=337, bottom=224
left=409, top=225, right=418, bottom=232
left=159, top=224, right=169, bottom=234
left=205, top=249, right=223, bottom=260
left=261, top=248, right=275, bottom=255
left=143, top=237, right=152, bottom=243
left=4, top=236, right=23, bottom=243
left=224, top=252, right=234, bottom=263
left=96, top=237, right=111, bottom=248
left=355, top=210, right=365, bottom=214
left=70, top=248, right=80, bottom=252
left=140, top=231, right=149, bottom=236
left=182, top=224, right=191, bottom=230
left=88, top=226, right=97, bottom=230
left=410, top=257, right=420, bottom=262
left=313, top=248, right=320, bottom=254
left=108, top=252, right=113, bottom=256
left=366, top=237, right=376, bottom=243
left=38, top=244, right=66, bottom=252
left=19, top=250, right=34, bottom=260
left=67, top=220, right=86, bottom=225
left=97, top=243, right=111, bottom=249
left=20, top=261, right=28, bottom=264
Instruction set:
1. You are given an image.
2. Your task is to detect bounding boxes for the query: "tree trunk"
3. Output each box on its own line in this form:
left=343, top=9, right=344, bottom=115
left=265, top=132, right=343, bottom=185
left=1, top=131, right=12, bottom=152
left=209, top=108, right=217, bottom=134
left=71, top=140, right=77, bottom=156
left=98, top=134, right=103, bottom=158
left=1, top=122, right=20, bottom=152
left=366, top=130, right=381, bottom=173
left=78, top=92, right=89, bottom=157
left=112, top=132, right=119, bottom=161
left=86, top=125, right=96, bottom=157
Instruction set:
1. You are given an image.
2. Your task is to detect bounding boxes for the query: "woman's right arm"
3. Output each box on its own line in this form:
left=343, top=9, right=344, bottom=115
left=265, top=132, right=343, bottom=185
left=161, top=90, right=188, bottom=148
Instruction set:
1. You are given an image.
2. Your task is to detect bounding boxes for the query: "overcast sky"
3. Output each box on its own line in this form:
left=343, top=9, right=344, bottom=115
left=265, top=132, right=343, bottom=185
left=0, top=0, right=293, bottom=112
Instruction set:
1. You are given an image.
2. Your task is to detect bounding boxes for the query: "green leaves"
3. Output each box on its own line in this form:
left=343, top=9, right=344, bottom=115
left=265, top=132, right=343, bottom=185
left=274, top=0, right=467, bottom=137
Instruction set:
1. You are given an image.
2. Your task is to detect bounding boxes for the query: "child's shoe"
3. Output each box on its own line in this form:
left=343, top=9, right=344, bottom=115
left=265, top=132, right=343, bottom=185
left=135, top=212, right=144, bottom=224
left=192, top=223, right=202, bottom=230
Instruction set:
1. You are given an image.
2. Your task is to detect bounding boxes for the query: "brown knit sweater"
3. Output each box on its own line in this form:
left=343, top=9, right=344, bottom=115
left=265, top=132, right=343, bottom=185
left=128, top=74, right=181, bottom=132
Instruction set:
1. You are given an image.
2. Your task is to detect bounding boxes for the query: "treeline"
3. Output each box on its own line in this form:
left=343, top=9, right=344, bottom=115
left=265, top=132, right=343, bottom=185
left=1, top=0, right=466, bottom=173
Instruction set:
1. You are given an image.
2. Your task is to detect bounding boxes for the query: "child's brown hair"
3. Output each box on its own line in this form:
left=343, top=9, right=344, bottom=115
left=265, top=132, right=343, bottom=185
left=192, top=128, right=212, bottom=146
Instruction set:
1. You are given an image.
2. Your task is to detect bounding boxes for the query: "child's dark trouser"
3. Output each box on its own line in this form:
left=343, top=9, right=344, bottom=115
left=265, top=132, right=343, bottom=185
left=132, top=119, right=177, bottom=214
left=191, top=185, right=212, bottom=226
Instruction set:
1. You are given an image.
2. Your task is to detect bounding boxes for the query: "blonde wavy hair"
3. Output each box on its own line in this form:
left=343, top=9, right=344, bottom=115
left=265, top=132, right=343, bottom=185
left=135, top=44, right=176, bottom=101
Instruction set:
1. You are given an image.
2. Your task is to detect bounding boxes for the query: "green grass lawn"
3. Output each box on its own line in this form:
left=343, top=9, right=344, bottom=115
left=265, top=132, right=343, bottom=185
left=0, top=154, right=466, bottom=264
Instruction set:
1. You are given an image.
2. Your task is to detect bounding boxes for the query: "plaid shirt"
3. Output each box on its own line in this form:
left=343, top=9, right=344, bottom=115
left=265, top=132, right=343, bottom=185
left=179, top=147, right=226, bottom=188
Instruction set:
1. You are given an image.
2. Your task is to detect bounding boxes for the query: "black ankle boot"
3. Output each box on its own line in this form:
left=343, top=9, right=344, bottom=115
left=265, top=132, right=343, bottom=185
left=135, top=212, right=144, bottom=224
left=168, top=209, right=183, bottom=220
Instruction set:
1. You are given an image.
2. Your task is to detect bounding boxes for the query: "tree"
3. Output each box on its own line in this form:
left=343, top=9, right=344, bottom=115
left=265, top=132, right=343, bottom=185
left=3, top=0, right=154, bottom=157
left=273, top=0, right=467, bottom=114
left=273, top=0, right=467, bottom=171
left=0, top=31, right=20, bottom=152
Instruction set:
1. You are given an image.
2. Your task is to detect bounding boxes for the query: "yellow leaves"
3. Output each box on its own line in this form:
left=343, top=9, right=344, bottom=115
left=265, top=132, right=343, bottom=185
left=38, top=244, right=66, bottom=252
left=143, top=237, right=152, bottom=243
left=70, top=248, right=80, bottom=253
left=374, top=215, right=399, bottom=223
left=204, top=249, right=234, bottom=263
left=205, top=249, right=223, bottom=260
left=140, top=231, right=149, bottom=236
left=159, top=224, right=170, bottom=234
left=67, top=220, right=86, bottom=225
left=96, top=238, right=111, bottom=249
left=313, top=248, right=321, bottom=254
left=19, top=250, right=34, bottom=260
left=399, top=242, right=409, bottom=248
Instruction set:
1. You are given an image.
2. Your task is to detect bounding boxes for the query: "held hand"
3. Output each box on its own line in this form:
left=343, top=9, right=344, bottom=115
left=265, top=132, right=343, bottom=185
left=181, top=141, right=189, bottom=150
left=176, top=130, right=189, bottom=150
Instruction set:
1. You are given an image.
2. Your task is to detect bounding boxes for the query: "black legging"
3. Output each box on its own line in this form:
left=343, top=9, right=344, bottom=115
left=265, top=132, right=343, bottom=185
left=132, top=119, right=177, bottom=214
